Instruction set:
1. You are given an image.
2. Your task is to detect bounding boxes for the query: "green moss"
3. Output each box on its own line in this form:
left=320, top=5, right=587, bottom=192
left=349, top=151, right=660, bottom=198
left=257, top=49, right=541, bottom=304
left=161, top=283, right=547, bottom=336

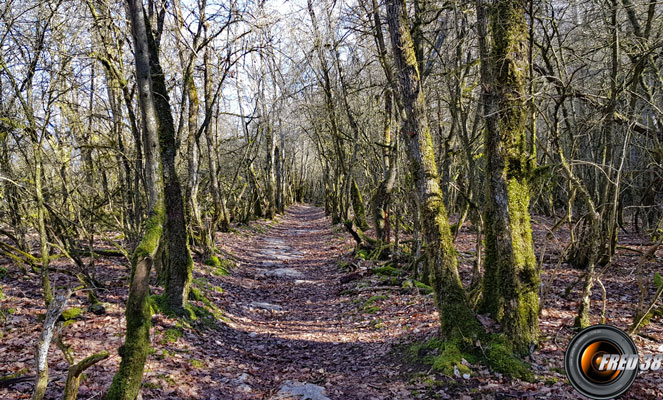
left=0, top=266, right=7, bottom=279
left=143, top=381, right=161, bottom=390
left=374, top=265, right=403, bottom=277
left=356, top=248, right=370, bottom=260
left=189, top=287, right=206, bottom=302
left=544, top=377, right=558, bottom=384
left=414, top=281, right=433, bottom=294
left=149, top=294, right=168, bottom=315
left=0, top=368, right=28, bottom=382
left=190, top=359, right=205, bottom=369
left=161, top=328, right=182, bottom=344
left=0, top=286, right=5, bottom=301
left=405, top=334, right=533, bottom=380
left=351, top=178, right=369, bottom=230
left=159, top=349, right=174, bottom=359
left=107, top=249, right=154, bottom=399
left=208, top=256, right=235, bottom=276
left=484, top=335, right=533, bottom=381
left=188, top=286, right=223, bottom=320
left=372, top=319, right=386, bottom=329
left=425, top=340, right=474, bottom=377
left=364, top=295, right=387, bottom=305
left=131, top=206, right=164, bottom=266
left=204, top=256, right=220, bottom=267
left=150, top=293, right=195, bottom=321
left=62, top=307, right=83, bottom=321
left=157, top=374, right=176, bottom=386
left=363, top=305, right=380, bottom=314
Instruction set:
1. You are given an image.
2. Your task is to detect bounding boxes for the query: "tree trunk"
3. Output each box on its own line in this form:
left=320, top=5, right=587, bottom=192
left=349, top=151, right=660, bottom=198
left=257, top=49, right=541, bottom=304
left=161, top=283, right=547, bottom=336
left=106, top=208, right=162, bottom=400
left=372, top=89, right=397, bottom=243
left=106, top=2, right=166, bottom=398
left=351, top=177, right=369, bottom=230
left=143, top=8, right=193, bottom=313
left=478, top=0, right=539, bottom=354
left=31, top=295, right=68, bottom=400
left=385, top=0, right=480, bottom=340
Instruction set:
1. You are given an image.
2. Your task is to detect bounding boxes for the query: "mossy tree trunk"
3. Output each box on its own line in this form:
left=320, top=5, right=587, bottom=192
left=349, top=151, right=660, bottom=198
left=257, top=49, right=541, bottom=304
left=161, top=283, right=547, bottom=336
left=106, top=208, right=163, bottom=400
left=478, top=0, right=539, bottom=354
left=371, top=89, right=395, bottom=242
left=264, top=122, right=277, bottom=219
left=385, top=0, right=481, bottom=340
left=107, top=2, right=165, bottom=398
left=144, top=9, right=193, bottom=313
left=351, top=177, right=369, bottom=231
left=185, top=71, right=204, bottom=241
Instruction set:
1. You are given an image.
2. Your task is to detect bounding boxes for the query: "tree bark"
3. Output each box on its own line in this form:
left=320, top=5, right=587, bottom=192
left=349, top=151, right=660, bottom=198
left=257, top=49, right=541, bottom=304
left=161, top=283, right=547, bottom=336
left=478, top=0, right=540, bottom=354
left=385, top=0, right=480, bottom=340
left=31, top=295, right=68, bottom=400
left=106, top=208, right=162, bottom=400
left=143, top=6, right=193, bottom=313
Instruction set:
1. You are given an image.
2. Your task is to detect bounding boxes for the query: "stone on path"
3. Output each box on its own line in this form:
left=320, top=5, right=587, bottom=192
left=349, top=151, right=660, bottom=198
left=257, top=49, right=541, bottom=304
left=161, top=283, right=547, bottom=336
left=273, top=380, right=330, bottom=400
left=262, top=267, right=304, bottom=279
left=248, top=301, right=283, bottom=311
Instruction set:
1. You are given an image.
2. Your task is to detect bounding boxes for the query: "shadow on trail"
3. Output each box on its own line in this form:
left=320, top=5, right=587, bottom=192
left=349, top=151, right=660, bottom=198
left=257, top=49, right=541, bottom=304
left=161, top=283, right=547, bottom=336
left=176, top=204, right=416, bottom=400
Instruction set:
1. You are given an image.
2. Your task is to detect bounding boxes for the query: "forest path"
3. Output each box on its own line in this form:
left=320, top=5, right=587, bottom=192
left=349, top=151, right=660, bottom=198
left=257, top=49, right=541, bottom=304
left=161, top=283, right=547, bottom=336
left=215, top=204, right=405, bottom=399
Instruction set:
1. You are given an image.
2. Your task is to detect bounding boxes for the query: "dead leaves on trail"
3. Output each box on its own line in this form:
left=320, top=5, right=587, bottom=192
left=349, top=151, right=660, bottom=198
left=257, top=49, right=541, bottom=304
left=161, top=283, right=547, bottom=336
left=1, top=207, right=663, bottom=398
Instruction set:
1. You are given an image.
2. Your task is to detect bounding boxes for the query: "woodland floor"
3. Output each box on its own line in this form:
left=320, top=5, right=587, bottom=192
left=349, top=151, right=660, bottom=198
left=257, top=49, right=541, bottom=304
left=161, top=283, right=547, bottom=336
left=1, top=204, right=663, bottom=399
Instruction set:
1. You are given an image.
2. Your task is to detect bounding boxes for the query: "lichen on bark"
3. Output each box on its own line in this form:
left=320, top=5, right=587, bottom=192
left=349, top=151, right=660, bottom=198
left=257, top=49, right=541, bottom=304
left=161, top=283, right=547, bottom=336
left=479, top=0, right=540, bottom=354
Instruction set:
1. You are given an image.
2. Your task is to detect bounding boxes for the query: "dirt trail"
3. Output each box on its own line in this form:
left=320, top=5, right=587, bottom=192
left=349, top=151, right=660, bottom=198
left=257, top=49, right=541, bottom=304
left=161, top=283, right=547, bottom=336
left=214, top=204, right=406, bottom=399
